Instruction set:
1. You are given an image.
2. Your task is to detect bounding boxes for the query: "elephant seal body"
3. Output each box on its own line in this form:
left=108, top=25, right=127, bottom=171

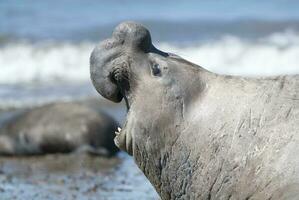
left=0, top=102, right=119, bottom=156
left=90, top=21, right=299, bottom=199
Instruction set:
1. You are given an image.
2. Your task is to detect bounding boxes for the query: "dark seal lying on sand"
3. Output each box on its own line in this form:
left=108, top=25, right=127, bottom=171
left=90, top=21, right=299, bottom=199
left=0, top=102, right=119, bottom=156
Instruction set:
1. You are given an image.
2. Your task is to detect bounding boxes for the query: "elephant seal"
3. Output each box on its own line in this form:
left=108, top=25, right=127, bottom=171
left=0, top=102, right=119, bottom=156
left=90, top=21, right=299, bottom=199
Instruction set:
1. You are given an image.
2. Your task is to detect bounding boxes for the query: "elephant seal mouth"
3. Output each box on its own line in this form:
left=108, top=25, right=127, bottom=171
left=110, top=67, right=130, bottom=111
left=114, top=116, right=133, bottom=156
left=114, top=105, right=134, bottom=155
left=112, top=70, right=133, bottom=155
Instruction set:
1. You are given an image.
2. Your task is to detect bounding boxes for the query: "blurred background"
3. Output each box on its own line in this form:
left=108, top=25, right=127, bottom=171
left=0, top=0, right=299, bottom=199
left=1, top=0, right=299, bottom=108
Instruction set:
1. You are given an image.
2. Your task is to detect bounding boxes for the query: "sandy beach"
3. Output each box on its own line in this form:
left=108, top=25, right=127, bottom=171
left=0, top=153, right=158, bottom=200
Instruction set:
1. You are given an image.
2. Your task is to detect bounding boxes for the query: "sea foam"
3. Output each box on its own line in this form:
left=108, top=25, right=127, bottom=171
left=159, top=31, right=299, bottom=76
left=0, top=42, right=93, bottom=84
left=0, top=31, right=299, bottom=86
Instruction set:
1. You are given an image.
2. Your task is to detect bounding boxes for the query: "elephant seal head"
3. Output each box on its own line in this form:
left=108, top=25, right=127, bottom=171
left=90, top=21, right=209, bottom=157
left=90, top=21, right=168, bottom=102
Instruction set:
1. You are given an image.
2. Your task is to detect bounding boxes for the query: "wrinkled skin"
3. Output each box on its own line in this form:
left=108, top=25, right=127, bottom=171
left=0, top=102, right=119, bottom=156
left=90, top=21, right=299, bottom=199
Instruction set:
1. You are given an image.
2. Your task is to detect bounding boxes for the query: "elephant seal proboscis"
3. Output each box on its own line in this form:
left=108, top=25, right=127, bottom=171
left=0, top=102, right=119, bottom=156
left=90, top=21, right=299, bottom=199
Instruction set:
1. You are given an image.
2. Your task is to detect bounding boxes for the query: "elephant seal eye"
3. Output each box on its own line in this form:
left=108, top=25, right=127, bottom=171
left=151, top=63, right=161, bottom=76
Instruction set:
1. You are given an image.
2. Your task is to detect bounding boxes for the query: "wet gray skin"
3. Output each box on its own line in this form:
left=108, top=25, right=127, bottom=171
left=0, top=102, right=119, bottom=156
left=90, top=21, right=299, bottom=199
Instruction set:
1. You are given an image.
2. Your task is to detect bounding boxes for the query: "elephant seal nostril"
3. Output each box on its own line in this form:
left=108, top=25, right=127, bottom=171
left=109, top=71, right=118, bottom=85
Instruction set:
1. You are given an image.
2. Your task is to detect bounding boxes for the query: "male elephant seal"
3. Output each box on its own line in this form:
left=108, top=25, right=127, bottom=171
left=90, top=21, right=299, bottom=199
left=0, top=102, right=119, bottom=156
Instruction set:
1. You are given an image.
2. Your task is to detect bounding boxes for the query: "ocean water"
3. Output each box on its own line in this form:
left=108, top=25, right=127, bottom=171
left=1, top=0, right=299, bottom=107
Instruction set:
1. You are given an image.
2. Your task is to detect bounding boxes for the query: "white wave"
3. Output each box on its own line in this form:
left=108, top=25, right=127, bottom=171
left=0, top=31, right=299, bottom=86
left=0, top=42, right=94, bottom=84
left=159, top=31, right=299, bottom=76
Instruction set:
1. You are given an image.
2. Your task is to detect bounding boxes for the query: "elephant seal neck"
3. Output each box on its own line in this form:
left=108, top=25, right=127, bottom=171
left=128, top=61, right=215, bottom=198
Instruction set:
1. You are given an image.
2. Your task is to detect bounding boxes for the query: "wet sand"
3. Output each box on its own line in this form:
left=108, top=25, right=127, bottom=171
left=0, top=153, right=159, bottom=200
left=0, top=102, right=159, bottom=200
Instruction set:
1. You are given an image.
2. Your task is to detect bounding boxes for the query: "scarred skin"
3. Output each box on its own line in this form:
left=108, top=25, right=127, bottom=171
left=90, top=21, right=299, bottom=199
